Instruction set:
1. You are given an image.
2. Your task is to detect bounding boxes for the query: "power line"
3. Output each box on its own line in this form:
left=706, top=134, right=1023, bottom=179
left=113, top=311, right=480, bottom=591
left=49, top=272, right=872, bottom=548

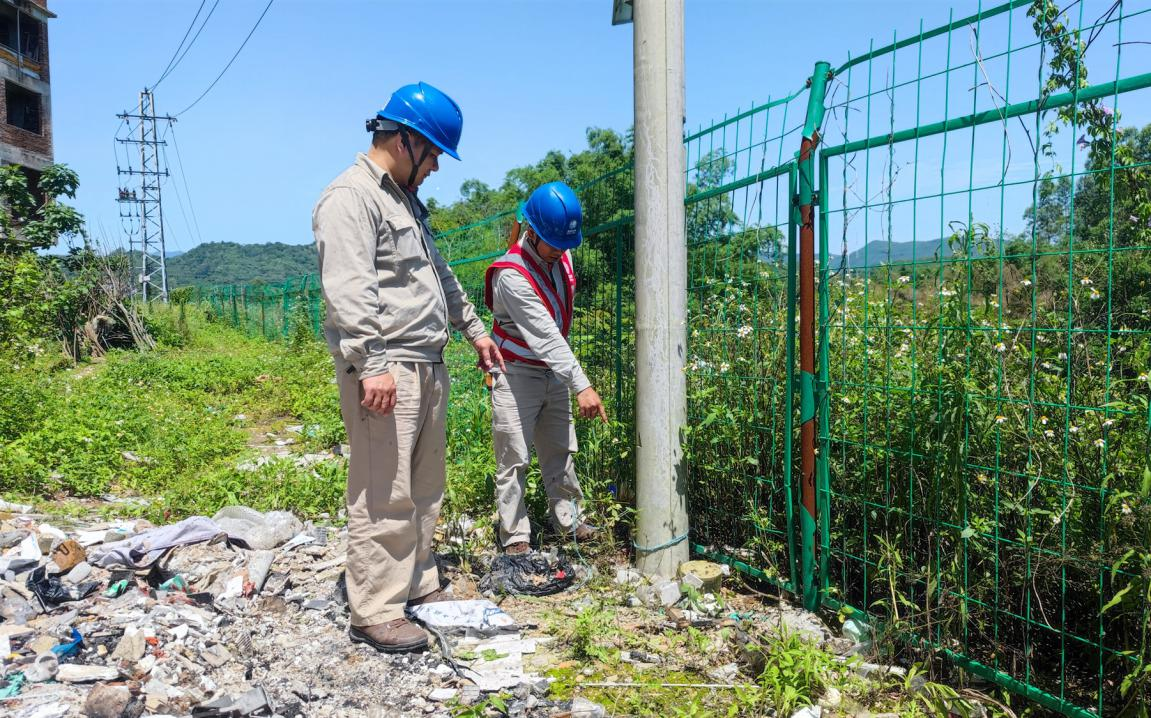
left=152, top=0, right=222, bottom=91
left=174, top=0, right=276, bottom=117
left=151, top=0, right=209, bottom=90
left=167, top=125, right=205, bottom=247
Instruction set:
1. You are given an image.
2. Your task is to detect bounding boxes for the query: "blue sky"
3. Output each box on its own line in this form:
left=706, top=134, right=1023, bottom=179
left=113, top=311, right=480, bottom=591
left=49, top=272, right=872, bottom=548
left=49, top=0, right=1150, bottom=254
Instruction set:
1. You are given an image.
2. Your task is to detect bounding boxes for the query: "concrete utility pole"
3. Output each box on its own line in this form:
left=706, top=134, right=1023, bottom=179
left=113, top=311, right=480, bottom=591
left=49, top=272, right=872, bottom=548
left=632, top=0, right=689, bottom=577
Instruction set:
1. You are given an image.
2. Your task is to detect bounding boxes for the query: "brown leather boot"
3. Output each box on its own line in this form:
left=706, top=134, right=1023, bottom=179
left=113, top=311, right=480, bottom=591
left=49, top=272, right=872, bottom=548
left=573, top=524, right=597, bottom=541
left=349, top=618, right=428, bottom=653
left=407, top=588, right=453, bottom=606
left=505, top=541, right=531, bottom=555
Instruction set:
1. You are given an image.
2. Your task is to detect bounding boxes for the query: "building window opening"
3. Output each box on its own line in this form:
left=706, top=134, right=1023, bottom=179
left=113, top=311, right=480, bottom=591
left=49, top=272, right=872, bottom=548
left=6, top=81, right=41, bottom=134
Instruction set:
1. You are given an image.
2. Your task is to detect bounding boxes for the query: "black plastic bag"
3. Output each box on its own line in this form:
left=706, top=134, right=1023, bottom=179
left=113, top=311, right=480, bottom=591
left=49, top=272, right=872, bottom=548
left=26, top=566, right=99, bottom=607
left=478, top=551, right=576, bottom=597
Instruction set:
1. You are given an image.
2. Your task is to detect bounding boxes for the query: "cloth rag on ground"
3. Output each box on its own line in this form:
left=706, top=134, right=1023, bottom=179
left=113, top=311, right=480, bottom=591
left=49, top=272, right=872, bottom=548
left=87, top=516, right=224, bottom=569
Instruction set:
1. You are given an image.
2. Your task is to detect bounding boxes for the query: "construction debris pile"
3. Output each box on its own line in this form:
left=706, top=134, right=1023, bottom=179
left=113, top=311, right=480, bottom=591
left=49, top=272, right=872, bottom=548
left=0, top=501, right=588, bottom=718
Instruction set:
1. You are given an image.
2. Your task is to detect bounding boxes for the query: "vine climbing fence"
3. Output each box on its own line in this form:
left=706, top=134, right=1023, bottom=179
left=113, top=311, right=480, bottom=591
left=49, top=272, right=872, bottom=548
left=201, top=1, right=1151, bottom=714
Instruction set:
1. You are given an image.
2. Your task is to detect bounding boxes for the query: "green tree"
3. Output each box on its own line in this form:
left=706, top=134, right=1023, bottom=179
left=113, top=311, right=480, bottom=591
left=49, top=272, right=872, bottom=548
left=1022, top=174, right=1071, bottom=245
left=0, top=164, right=85, bottom=252
left=686, top=149, right=739, bottom=242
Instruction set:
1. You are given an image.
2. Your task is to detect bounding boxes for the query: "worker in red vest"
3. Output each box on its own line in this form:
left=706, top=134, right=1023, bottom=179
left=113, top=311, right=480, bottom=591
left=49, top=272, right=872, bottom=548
left=483, top=182, right=608, bottom=555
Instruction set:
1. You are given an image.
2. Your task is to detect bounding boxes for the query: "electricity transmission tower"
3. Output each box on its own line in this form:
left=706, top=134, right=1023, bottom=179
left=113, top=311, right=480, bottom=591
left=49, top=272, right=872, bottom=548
left=116, top=90, right=174, bottom=302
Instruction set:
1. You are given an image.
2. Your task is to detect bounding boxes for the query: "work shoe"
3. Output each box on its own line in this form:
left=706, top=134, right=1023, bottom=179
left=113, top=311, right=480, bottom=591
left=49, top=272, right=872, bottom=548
left=349, top=618, right=428, bottom=653
left=505, top=541, right=531, bottom=555
left=572, top=524, right=597, bottom=542
left=407, top=587, right=453, bottom=606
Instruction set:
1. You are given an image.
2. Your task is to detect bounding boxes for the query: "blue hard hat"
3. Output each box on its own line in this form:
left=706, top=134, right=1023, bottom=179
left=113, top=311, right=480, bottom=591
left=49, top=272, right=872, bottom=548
left=377, top=82, right=463, bottom=160
left=523, top=182, right=583, bottom=250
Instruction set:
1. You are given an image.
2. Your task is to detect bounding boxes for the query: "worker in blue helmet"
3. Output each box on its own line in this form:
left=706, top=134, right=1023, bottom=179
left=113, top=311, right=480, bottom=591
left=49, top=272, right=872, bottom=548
left=313, top=82, right=505, bottom=653
left=483, top=181, right=608, bottom=556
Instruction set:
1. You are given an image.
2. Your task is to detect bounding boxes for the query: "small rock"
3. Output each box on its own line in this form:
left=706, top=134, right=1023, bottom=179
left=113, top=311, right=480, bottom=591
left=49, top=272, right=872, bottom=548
left=303, top=598, right=331, bottom=611
left=427, top=688, right=457, bottom=702
left=570, top=696, right=607, bottom=718
left=24, top=653, right=59, bottom=682
left=856, top=662, right=907, bottom=680
left=263, top=572, right=290, bottom=596
left=29, top=634, right=59, bottom=654
left=529, top=677, right=551, bottom=697
left=626, top=650, right=661, bottom=664
left=708, top=662, right=741, bottom=683
left=614, top=568, right=643, bottom=586
left=247, top=551, right=275, bottom=593
left=104, top=529, right=130, bottom=543
left=818, top=686, right=842, bottom=708
left=83, top=683, right=132, bottom=718
left=112, top=628, right=146, bottom=662
left=201, top=644, right=232, bottom=667
left=58, top=663, right=120, bottom=683
left=0, top=530, right=28, bottom=549
left=458, top=685, right=482, bottom=705
left=790, top=707, right=821, bottom=718
left=821, top=636, right=856, bottom=655
left=64, top=561, right=93, bottom=584
left=653, top=579, right=681, bottom=607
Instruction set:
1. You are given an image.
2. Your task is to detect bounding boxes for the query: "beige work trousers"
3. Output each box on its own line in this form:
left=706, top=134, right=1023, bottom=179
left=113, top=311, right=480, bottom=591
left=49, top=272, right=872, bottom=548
left=335, top=358, right=448, bottom=626
left=490, top=368, right=583, bottom=547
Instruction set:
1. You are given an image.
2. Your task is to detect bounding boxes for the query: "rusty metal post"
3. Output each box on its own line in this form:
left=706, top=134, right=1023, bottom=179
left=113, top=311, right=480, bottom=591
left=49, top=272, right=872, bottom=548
left=798, top=61, right=830, bottom=611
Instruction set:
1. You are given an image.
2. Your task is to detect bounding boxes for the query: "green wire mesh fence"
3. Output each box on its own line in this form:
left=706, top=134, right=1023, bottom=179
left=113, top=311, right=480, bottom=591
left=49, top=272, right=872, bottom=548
left=680, top=89, right=808, bottom=594
left=816, top=1, right=1151, bottom=715
left=198, top=1, right=1151, bottom=713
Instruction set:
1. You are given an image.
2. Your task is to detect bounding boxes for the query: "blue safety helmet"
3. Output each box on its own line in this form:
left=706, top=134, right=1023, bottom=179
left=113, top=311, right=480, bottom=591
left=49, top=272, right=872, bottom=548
left=372, top=82, right=463, bottom=160
left=523, top=182, right=583, bottom=251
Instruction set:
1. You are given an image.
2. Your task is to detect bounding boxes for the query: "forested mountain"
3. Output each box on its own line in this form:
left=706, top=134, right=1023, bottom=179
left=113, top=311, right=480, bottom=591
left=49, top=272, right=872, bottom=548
left=163, top=242, right=318, bottom=287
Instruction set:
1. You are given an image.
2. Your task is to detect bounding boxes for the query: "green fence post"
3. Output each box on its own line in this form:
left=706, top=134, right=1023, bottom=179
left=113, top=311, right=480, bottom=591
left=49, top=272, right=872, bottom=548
left=614, top=226, right=624, bottom=411
left=816, top=150, right=832, bottom=600
left=241, top=286, right=249, bottom=335
left=260, top=286, right=267, bottom=339
left=798, top=60, right=830, bottom=612
left=282, top=279, right=292, bottom=341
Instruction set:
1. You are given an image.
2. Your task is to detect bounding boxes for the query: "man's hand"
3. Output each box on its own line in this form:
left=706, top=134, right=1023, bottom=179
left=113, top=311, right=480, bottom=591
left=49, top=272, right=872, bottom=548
left=473, top=336, right=507, bottom=373
left=361, top=373, right=396, bottom=415
left=577, top=387, right=608, bottom=423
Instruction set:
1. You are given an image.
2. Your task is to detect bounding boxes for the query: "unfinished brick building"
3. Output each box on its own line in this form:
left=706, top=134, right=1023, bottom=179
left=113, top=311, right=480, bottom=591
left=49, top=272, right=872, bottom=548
left=0, top=0, right=52, bottom=183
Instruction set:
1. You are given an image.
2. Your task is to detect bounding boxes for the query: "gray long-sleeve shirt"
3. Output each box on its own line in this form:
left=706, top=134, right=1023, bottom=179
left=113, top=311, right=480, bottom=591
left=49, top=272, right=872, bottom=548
left=313, top=154, right=487, bottom=377
left=489, top=246, right=591, bottom=395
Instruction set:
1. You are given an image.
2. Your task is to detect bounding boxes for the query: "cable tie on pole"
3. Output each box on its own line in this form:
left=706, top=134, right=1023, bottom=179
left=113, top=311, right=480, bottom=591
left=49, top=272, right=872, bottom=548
left=632, top=531, right=690, bottom=553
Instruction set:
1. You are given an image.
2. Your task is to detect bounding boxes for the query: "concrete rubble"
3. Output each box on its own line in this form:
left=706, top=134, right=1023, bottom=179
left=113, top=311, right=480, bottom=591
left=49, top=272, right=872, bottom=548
left=0, top=503, right=588, bottom=717
left=0, top=502, right=956, bottom=718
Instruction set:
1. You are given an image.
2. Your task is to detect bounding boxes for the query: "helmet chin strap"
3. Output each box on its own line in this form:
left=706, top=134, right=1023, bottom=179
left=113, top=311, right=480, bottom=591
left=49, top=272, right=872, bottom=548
left=398, top=127, right=433, bottom=191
